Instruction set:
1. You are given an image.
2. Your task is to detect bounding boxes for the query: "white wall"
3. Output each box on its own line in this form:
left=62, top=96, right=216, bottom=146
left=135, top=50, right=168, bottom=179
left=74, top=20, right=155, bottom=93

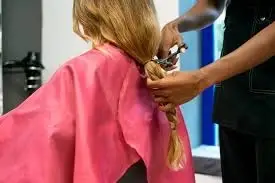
left=42, top=0, right=89, bottom=81
left=154, top=0, right=179, bottom=28
left=42, top=0, right=179, bottom=81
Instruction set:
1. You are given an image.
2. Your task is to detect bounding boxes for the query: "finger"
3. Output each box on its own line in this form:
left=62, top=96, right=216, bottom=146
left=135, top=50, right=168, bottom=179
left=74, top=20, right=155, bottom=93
left=166, top=55, right=178, bottom=65
left=172, top=57, right=179, bottom=65
left=147, top=78, right=166, bottom=89
left=150, top=89, right=170, bottom=97
left=170, top=71, right=180, bottom=77
left=154, top=97, right=168, bottom=103
left=175, top=34, right=184, bottom=47
left=162, top=58, right=178, bottom=71
left=147, top=73, right=176, bottom=89
left=166, top=65, right=178, bottom=71
left=140, top=73, right=147, bottom=79
left=159, top=103, right=176, bottom=112
left=158, top=46, right=170, bottom=59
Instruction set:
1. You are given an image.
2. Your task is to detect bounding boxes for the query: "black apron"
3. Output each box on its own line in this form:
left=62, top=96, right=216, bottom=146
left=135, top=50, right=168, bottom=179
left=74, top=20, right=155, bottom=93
left=213, top=1, right=275, bottom=137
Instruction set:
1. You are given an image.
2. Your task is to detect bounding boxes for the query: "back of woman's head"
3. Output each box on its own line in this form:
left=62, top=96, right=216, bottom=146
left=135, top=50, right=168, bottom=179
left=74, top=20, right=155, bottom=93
left=73, top=0, right=160, bottom=64
left=73, top=0, right=184, bottom=170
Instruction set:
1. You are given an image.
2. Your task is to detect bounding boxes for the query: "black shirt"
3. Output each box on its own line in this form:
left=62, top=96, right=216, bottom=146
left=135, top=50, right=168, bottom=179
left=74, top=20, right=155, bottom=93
left=213, top=1, right=275, bottom=137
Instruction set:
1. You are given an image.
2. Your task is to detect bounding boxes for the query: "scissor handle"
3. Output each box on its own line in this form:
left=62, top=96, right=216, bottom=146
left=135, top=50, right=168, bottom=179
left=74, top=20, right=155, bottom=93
left=153, top=42, right=188, bottom=67
left=178, top=43, right=188, bottom=52
left=166, top=43, right=188, bottom=61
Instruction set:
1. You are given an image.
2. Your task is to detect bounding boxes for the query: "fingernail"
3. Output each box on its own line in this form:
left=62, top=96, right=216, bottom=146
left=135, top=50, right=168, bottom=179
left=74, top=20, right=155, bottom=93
left=140, top=73, right=147, bottom=79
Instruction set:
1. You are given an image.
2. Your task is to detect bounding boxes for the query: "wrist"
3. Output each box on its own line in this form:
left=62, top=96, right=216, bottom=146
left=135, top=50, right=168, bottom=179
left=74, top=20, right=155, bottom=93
left=199, top=56, right=235, bottom=87
left=196, top=68, right=214, bottom=92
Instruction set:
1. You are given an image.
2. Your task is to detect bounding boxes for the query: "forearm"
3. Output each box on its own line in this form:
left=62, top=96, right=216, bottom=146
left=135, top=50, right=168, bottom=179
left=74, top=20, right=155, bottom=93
left=200, top=22, right=275, bottom=88
left=171, top=0, right=226, bottom=32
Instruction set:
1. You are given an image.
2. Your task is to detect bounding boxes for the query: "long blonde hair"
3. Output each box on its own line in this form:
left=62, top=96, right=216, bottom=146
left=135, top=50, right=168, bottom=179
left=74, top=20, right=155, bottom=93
left=73, top=0, right=184, bottom=170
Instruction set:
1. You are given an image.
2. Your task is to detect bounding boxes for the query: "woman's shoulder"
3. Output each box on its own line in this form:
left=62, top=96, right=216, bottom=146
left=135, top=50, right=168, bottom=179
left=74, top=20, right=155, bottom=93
left=48, top=44, right=138, bottom=96
left=65, top=44, right=134, bottom=78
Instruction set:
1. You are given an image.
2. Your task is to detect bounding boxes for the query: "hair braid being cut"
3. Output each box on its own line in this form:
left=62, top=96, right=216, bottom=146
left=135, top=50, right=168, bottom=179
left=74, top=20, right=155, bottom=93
left=144, top=61, right=185, bottom=170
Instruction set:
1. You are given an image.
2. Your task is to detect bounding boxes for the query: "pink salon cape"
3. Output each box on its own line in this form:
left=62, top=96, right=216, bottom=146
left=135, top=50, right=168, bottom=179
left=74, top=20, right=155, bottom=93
left=0, top=44, right=195, bottom=183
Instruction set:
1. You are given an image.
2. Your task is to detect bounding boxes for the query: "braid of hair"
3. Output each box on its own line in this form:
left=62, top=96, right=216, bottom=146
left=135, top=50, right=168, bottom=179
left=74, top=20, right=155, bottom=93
left=144, top=61, right=185, bottom=170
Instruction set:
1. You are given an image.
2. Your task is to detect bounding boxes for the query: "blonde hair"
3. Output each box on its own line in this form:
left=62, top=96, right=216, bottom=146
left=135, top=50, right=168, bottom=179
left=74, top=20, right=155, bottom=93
left=73, top=0, right=184, bottom=170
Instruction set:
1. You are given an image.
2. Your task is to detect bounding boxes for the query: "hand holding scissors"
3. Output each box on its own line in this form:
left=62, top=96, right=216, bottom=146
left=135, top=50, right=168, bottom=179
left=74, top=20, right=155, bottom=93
left=152, top=43, right=188, bottom=70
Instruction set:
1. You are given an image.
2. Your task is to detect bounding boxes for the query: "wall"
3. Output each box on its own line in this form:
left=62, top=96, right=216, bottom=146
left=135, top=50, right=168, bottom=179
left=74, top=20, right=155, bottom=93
left=154, top=0, right=179, bottom=28
left=180, top=0, right=201, bottom=148
left=42, top=0, right=89, bottom=82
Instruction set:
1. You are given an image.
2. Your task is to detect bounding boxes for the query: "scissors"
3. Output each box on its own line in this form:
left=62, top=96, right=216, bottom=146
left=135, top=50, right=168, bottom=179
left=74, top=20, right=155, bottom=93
left=153, top=43, right=188, bottom=68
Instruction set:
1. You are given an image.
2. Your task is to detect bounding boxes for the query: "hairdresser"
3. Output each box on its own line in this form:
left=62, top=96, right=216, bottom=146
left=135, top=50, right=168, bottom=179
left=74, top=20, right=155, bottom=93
left=147, top=0, right=275, bottom=183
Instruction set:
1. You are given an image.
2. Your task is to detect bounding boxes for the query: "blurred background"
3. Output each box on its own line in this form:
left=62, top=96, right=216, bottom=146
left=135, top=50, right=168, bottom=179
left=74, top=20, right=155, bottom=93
left=0, top=0, right=226, bottom=182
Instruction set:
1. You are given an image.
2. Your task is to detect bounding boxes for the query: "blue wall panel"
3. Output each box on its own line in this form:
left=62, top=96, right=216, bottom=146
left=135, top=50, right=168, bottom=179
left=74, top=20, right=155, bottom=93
left=201, top=26, right=215, bottom=145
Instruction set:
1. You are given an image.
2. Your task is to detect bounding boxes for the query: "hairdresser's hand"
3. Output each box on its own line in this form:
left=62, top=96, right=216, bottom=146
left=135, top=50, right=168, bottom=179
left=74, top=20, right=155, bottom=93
left=147, top=70, right=209, bottom=111
left=158, top=22, right=183, bottom=59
